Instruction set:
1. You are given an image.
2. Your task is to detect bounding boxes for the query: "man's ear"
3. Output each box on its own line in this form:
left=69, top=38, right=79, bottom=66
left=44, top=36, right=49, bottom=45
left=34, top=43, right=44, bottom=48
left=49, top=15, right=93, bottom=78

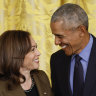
left=78, top=25, right=87, bottom=37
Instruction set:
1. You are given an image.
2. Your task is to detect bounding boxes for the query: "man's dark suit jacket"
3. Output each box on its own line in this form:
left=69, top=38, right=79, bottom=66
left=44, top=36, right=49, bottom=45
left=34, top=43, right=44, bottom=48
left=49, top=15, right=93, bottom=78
left=50, top=35, right=96, bottom=96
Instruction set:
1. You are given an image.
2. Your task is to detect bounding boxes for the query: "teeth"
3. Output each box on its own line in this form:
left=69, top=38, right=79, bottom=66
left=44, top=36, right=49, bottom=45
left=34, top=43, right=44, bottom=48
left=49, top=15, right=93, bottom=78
left=62, top=45, right=67, bottom=49
left=34, top=59, right=38, bottom=61
left=34, top=59, right=39, bottom=62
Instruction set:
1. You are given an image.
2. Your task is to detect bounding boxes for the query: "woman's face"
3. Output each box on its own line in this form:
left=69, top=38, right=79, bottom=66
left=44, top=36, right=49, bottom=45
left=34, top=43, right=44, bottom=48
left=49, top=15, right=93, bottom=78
left=21, top=36, right=40, bottom=71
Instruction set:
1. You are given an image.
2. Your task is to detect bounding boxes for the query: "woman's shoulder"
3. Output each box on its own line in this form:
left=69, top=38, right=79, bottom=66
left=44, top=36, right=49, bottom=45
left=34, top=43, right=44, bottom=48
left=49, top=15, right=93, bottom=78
left=31, top=70, right=50, bottom=83
left=0, top=80, right=8, bottom=92
left=0, top=80, right=26, bottom=96
left=0, top=80, right=7, bottom=87
left=31, top=70, right=48, bottom=78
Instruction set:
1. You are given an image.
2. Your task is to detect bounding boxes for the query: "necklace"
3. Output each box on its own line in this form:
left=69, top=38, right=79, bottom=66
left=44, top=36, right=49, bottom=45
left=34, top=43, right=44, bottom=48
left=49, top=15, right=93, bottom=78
left=24, top=77, right=35, bottom=92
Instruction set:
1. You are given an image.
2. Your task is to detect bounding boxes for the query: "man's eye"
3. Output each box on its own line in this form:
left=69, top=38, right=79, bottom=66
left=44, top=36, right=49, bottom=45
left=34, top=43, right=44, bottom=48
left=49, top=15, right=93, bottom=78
left=58, top=36, right=64, bottom=39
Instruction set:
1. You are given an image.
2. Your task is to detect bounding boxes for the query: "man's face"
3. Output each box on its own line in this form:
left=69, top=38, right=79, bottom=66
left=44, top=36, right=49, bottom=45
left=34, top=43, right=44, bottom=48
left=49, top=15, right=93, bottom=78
left=50, top=21, right=84, bottom=56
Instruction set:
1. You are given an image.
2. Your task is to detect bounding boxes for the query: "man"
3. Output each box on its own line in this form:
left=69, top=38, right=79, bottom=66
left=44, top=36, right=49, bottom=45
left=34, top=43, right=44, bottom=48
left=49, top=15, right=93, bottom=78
left=50, top=3, right=96, bottom=96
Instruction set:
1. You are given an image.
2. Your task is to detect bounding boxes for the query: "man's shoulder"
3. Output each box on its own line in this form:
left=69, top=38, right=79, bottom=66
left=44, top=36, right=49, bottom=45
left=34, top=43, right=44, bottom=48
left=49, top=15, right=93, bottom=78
left=51, top=49, right=65, bottom=57
left=52, top=49, right=65, bottom=55
left=91, top=34, right=96, bottom=41
left=91, top=34, right=96, bottom=49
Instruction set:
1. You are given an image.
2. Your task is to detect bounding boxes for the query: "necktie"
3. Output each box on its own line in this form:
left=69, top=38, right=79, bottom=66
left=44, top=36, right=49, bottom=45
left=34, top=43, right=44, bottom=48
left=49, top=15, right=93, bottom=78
left=73, top=55, right=84, bottom=96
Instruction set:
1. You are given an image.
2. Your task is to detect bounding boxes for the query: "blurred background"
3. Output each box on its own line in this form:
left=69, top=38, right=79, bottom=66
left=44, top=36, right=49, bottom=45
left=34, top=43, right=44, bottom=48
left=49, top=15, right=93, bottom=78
left=0, top=0, right=96, bottom=82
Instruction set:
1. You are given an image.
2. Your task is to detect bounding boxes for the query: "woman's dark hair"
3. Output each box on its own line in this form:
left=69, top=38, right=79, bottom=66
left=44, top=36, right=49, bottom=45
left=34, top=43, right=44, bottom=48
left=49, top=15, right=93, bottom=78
left=0, top=30, right=32, bottom=90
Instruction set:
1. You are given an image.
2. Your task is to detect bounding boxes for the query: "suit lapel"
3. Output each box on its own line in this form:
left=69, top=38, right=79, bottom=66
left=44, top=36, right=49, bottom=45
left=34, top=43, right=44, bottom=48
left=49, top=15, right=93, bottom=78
left=65, top=55, right=73, bottom=96
left=83, top=36, right=96, bottom=96
left=33, top=72, right=50, bottom=96
left=55, top=50, right=72, bottom=96
left=56, top=50, right=72, bottom=96
left=33, top=73, right=44, bottom=96
left=33, top=74, right=43, bottom=96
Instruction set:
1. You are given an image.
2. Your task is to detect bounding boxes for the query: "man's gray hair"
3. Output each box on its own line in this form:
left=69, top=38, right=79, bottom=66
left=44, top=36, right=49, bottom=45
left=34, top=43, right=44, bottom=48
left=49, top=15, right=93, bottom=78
left=51, top=3, right=88, bottom=30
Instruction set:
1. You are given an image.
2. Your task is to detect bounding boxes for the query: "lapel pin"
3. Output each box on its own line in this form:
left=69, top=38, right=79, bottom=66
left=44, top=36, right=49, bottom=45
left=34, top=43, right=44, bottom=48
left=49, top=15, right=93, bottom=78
left=44, top=92, right=47, bottom=95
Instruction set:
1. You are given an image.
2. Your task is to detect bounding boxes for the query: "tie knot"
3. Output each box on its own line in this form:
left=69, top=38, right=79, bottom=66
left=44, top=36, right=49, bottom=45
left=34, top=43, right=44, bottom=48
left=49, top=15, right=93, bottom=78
left=75, top=55, right=82, bottom=62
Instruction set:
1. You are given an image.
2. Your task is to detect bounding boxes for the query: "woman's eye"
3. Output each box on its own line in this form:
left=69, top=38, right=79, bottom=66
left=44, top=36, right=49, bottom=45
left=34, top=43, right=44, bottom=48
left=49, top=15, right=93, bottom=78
left=31, top=48, right=35, bottom=52
left=30, top=45, right=37, bottom=52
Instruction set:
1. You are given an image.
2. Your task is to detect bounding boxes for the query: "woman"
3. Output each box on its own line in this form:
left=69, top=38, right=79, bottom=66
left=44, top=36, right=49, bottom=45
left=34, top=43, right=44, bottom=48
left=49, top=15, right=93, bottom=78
left=0, top=30, right=53, bottom=96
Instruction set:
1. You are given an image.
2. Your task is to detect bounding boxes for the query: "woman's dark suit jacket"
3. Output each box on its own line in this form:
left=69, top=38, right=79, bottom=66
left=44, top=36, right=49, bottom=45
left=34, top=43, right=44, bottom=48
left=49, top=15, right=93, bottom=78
left=0, top=70, right=53, bottom=96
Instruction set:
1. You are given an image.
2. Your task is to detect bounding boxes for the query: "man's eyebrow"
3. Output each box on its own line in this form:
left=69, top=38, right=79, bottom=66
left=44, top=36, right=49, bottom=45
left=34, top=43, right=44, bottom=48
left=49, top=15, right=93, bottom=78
left=54, top=34, right=63, bottom=36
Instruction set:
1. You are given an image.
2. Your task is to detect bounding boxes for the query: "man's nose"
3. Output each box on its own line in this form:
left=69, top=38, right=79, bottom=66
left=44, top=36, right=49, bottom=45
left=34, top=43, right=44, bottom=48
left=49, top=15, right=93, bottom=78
left=55, top=37, right=61, bottom=45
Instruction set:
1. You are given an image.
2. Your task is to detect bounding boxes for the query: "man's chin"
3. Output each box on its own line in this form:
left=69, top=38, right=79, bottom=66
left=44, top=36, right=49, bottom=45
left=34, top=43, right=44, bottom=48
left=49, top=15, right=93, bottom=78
left=62, top=46, right=73, bottom=56
left=65, top=53, right=72, bottom=56
left=63, top=50, right=73, bottom=56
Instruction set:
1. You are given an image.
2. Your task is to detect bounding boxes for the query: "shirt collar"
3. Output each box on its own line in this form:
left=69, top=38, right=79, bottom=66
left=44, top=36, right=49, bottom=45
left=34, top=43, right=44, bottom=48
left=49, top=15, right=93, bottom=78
left=71, top=34, right=93, bottom=62
left=79, top=35, right=93, bottom=62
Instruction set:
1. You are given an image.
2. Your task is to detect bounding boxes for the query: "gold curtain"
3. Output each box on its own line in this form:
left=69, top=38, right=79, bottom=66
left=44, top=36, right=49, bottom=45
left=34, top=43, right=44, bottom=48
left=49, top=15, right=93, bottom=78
left=0, top=0, right=96, bottom=81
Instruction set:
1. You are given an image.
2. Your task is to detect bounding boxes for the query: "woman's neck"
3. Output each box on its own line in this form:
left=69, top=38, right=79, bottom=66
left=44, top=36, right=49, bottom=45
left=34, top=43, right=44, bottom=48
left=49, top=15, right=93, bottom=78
left=20, top=68, right=32, bottom=90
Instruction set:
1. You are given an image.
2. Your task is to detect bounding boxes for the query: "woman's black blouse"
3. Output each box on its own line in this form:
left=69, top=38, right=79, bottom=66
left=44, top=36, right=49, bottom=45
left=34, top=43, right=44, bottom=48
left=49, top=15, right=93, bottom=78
left=25, top=84, right=39, bottom=96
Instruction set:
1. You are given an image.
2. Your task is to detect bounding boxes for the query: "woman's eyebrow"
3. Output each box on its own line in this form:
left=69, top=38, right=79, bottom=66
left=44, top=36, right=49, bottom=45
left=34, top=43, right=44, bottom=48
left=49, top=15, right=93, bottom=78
left=31, top=44, right=37, bottom=48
